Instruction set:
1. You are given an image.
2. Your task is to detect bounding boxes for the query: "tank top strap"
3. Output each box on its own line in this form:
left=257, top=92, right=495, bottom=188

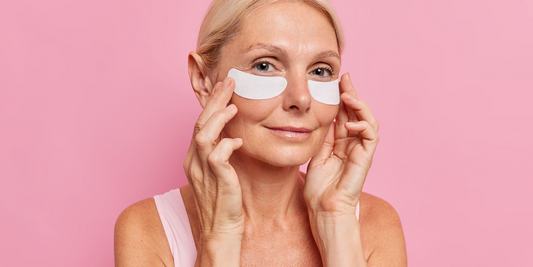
left=153, top=188, right=197, bottom=266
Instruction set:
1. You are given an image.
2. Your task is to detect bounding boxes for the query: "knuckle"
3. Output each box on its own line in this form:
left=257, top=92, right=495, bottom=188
left=212, top=109, right=228, bottom=121
left=193, top=122, right=203, bottom=136
left=195, top=131, right=209, bottom=147
left=208, top=152, right=224, bottom=166
left=207, top=88, right=220, bottom=100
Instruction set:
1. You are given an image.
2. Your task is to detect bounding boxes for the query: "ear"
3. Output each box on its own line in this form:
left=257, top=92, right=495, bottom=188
left=188, top=52, right=214, bottom=108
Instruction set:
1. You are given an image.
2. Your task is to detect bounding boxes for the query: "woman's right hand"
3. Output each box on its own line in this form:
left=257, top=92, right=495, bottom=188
left=183, top=77, right=244, bottom=263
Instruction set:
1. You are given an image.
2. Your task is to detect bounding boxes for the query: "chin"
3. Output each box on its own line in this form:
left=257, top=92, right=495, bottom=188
left=240, top=143, right=317, bottom=168
left=275, top=149, right=314, bottom=167
left=267, top=156, right=311, bottom=168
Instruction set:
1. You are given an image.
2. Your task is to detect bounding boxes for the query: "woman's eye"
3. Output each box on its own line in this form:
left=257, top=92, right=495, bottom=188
left=313, top=68, right=331, bottom=77
left=255, top=62, right=273, bottom=71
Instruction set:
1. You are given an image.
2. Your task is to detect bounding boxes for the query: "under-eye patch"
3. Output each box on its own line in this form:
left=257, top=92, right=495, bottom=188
left=227, top=68, right=340, bottom=105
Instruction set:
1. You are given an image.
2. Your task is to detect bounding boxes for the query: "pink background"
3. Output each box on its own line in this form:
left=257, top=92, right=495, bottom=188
left=1, top=0, right=532, bottom=266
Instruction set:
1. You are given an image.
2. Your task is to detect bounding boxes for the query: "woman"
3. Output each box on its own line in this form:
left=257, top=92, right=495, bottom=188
left=115, top=0, right=407, bottom=266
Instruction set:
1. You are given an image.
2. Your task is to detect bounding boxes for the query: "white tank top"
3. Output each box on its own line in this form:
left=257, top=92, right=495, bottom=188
left=154, top=188, right=360, bottom=267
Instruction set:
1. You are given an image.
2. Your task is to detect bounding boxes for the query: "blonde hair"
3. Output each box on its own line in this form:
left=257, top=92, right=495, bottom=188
left=197, top=0, right=345, bottom=70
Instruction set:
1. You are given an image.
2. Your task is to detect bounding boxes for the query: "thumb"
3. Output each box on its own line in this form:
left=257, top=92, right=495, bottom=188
left=309, top=121, right=335, bottom=166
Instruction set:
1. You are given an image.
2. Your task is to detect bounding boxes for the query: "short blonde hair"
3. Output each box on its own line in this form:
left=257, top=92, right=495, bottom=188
left=197, top=0, right=345, bottom=70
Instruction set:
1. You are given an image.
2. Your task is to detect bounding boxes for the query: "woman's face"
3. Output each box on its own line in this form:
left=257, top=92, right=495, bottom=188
left=214, top=1, right=341, bottom=167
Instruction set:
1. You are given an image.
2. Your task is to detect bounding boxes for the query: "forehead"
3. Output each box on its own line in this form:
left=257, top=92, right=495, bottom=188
left=228, top=1, right=338, bottom=55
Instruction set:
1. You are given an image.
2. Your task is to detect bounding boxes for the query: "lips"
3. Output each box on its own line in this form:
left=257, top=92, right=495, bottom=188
left=266, top=126, right=313, bottom=139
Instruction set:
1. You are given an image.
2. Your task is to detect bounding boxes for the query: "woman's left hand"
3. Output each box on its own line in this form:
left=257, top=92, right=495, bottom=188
left=304, top=73, right=380, bottom=215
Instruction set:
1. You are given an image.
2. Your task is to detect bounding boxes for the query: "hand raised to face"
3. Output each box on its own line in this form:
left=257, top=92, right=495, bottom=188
left=304, top=73, right=380, bottom=214
left=183, top=77, right=246, bottom=243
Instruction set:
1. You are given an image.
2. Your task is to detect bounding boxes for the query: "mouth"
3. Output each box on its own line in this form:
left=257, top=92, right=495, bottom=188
left=266, top=126, right=313, bottom=139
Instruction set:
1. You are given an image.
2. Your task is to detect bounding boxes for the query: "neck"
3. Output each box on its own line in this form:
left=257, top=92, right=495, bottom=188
left=229, top=150, right=308, bottom=226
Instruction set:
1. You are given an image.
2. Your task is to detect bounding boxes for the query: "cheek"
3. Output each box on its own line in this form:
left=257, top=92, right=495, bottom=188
left=223, top=96, right=278, bottom=136
left=231, top=95, right=279, bottom=119
left=313, top=105, right=338, bottom=149
left=316, top=104, right=339, bottom=126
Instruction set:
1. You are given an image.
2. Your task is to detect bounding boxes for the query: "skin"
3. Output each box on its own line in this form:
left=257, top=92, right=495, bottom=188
left=114, top=2, right=407, bottom=267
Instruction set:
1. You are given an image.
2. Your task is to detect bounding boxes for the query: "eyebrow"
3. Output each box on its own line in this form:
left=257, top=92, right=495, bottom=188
left=242, top=43, right=288, bottom=58
left=242, top=43, right=340, bottom=62
left=313, top=50, right=341, bottom=63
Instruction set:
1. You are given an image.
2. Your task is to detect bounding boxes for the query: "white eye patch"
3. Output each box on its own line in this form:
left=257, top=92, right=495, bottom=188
left=308, top=78, right=341, bottom=105
left=227, top=68, right=340, bottom=105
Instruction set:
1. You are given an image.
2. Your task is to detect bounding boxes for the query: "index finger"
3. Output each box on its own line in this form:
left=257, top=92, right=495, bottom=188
left=339, top=73, right=360, bottom=138
left=340, top=73, right=359, bottom=99
left=194, top=77, right=235, bottom=135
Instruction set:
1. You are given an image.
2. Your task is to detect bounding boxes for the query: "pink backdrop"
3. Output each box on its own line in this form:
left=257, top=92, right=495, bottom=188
left=1, top=0, right=532, bottom=266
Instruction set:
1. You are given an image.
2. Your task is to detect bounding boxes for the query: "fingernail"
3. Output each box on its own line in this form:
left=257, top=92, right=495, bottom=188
left=222, top=77, right=231, bottom=89
left=346, top=122, right=357, bottom=127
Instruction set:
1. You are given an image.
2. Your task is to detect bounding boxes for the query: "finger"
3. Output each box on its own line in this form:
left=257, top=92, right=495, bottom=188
left=340, top=74, right=360, bottom=137
left=344, top=121, right=380, bottom=152
left=195, top=104, right=238, bottom=160
left=341, top=93, right=380, bottom=133
left=337, top=121, right=379, bottom=198
left=335, top=98, right=349, bottom=140
left=183, top=151, right=217, bottom=222
left=341, top=73, right=359, bottom=99
left=207, top=138, right=243, bottom=190
left=193, top=77, right=235, bottom=137
left=310, top=121, right=335, bottom=165
left=208, top=138, right=244, bottom=229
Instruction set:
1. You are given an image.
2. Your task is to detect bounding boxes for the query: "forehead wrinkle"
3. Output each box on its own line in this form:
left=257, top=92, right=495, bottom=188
left=242, top=43, right=288, bottom=58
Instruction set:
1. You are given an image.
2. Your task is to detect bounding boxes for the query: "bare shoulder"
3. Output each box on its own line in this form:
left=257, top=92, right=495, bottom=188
left=114, top=198, right=174, bottom=267
left=359, top=192, right=407, bottom=267
left=360, top=192, right=401, bottom=225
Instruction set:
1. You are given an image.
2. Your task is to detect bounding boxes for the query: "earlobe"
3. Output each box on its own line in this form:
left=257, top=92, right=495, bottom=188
left=188, top=52, right=213, bottom=108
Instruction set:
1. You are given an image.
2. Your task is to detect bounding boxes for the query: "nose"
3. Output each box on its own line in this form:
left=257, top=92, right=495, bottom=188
left=282, top=74, right=312, bottom=113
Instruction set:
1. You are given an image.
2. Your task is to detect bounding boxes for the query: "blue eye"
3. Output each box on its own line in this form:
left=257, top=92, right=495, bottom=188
left=255, top=62, right=273, bottom=71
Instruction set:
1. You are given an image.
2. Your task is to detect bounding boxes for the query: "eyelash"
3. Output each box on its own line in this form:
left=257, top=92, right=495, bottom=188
left=251, top=60, right=334, bottom=76
left=251, top=60, right=275, bottom=71
left=317, top=66, right=334, bottom=76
